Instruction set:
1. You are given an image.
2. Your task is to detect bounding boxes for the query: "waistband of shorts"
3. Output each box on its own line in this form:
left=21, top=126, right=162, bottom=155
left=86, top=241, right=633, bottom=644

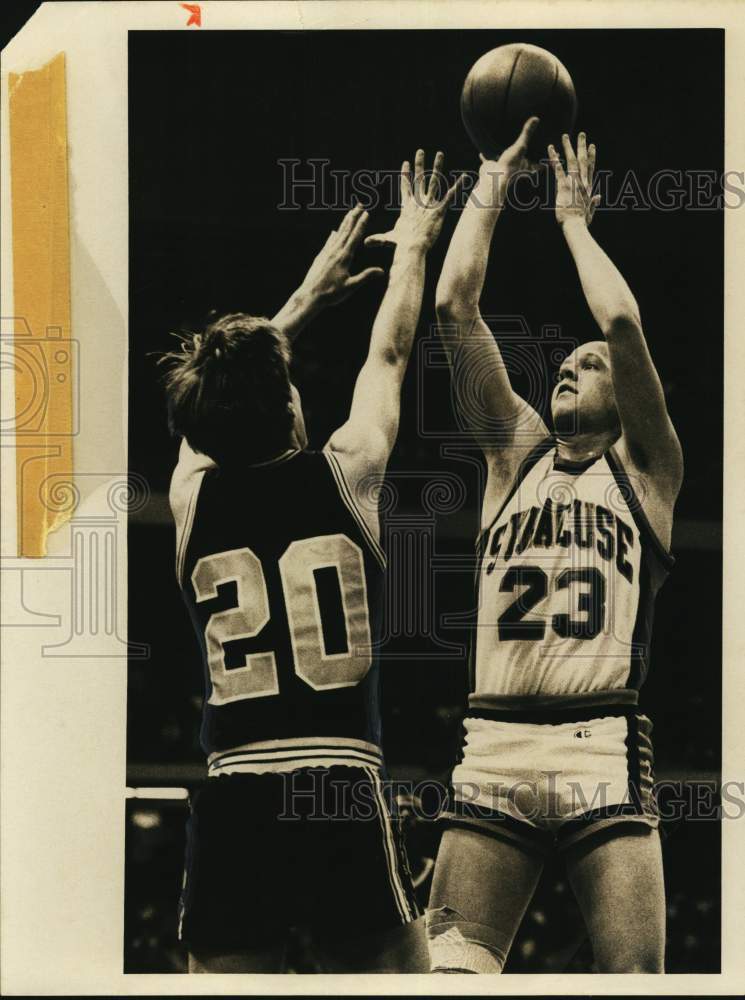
left=207, top=736, right=385, bottom=776
left=467, top=688, right=640, bottom=725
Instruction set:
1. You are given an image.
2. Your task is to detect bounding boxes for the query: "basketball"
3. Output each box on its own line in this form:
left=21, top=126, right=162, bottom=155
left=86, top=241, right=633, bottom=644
left=461, top=43, right=577, bottom=161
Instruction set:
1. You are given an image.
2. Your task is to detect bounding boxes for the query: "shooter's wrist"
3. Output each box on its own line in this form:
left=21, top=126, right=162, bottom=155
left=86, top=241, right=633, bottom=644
left=560, top=215, right=589, bottom=235
left=473, top=170, right=510, bottom=211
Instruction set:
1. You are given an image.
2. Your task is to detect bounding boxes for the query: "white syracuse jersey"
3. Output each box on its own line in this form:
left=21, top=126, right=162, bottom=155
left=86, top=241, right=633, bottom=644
left=470, top=439, right=673, bottom=714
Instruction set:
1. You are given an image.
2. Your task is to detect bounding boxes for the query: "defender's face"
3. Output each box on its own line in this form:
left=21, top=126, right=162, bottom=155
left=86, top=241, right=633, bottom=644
left=551, top=342, right=618, bottom=434
left=289, top=382, right=308, bottom=450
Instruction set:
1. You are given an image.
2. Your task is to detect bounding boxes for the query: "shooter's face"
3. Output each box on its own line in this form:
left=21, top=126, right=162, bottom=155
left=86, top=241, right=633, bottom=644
left=550, top=341, right=619, bottom=435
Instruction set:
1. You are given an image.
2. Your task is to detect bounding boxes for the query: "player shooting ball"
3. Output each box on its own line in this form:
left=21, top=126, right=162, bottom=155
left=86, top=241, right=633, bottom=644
left=426, top=117, right=683, bottom=973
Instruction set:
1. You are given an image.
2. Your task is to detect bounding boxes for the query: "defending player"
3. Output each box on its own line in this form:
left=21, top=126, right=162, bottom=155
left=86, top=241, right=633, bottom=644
left=425, top=121, right=683, bottom=973
left=164, top=152, right=463, bottom=973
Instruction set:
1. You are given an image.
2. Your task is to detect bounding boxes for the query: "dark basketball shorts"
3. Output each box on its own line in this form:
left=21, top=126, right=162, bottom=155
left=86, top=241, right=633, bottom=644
left=441, top=712, right=658, bottom=856
left=178, top=765, right=420, bottom=952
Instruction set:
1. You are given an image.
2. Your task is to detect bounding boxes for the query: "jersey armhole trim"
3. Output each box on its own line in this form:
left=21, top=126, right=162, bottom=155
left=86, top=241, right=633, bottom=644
left=605, top=447, right=675, bottom=573
left=323, top=448, right=387, bottom=570
left=175, top=469, right=206, bottom=586
left=478, top=436, right=555, bottom=547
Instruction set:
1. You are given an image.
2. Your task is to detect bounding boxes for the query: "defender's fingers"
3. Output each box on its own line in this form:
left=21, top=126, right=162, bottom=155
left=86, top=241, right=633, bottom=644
left=577, top=131, right=588, bottom=182
left=588, top=143, right=597, bottom=190
left=547, top=144, right=566, bottom=179
left=344, top=266, right=385, bottom=290
left=347, top=209, right=370, bottom=247
left=338, top=203, right=363, bottom=239
left=400, top=160, right=412, bottom=202
left=427, top=150, right=445, bottom=201
left=562, top=132, right=579, bottom=173
left=414, top=148, right=426, bottom=189
left=364, top=232, right=395, bottom=248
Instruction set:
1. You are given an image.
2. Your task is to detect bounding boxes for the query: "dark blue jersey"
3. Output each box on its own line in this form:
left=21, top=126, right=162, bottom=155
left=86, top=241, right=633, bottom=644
left=170, top=443, right=386, bottom=773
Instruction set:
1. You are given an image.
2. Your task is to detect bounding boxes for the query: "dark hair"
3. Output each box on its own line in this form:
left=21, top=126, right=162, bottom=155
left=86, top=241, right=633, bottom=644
left=160, top=312, right=294, bottom=464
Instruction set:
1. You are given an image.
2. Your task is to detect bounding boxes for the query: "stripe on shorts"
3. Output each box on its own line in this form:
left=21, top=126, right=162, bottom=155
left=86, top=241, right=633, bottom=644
left=208, top=737, right=384, bottom=776
left=362, top=765, right=416, bottom=923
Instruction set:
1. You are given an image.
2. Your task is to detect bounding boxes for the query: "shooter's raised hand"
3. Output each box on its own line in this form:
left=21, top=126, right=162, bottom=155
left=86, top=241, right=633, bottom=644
left=548, top=131, right=601, bottom=227
left=479, top=115, right=541, bottom=181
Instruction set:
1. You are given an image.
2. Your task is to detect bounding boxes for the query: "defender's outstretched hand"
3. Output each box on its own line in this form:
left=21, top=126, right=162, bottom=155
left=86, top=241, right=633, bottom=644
left=364, top=150, right=466, bottom=253
left=300, top=204, right=385, bottom=305
left=548, top=132, right=601, bottom=227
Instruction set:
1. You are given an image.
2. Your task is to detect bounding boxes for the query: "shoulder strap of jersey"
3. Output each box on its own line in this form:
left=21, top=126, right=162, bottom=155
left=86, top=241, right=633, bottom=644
left=323, top=447, right=386, bottom=570
left=605, top=446, right=675, bottom=573
left=169, top=439, right=212, bottom=585
left=466, top=528, right=491, bottom=693
left=476, top=436, right=555, bottom=551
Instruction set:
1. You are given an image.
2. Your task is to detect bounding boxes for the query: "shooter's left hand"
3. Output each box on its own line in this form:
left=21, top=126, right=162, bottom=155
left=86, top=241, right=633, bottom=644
left=548, top=132, right=601, bottom=227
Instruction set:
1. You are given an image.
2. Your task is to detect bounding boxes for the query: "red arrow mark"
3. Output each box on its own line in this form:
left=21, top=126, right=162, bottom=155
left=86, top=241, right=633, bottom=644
left=180, top=3, right=202, bottom=27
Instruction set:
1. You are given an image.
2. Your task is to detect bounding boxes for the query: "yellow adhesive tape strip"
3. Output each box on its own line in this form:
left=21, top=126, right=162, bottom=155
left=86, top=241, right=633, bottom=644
left=9, top=53, right=74, bottom=557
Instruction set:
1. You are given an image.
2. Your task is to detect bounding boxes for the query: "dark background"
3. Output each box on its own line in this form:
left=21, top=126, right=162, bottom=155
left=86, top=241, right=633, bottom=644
left=127, top=29, right=723, bottom=973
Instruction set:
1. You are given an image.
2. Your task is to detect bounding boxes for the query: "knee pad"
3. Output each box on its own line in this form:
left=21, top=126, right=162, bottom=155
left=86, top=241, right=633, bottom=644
left=425, top=907, right=508, bottom=974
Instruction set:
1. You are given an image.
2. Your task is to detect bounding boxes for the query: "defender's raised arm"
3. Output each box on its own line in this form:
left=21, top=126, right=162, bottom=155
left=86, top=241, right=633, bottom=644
left=271, top=205, right=384, bottom=342
left=327, top=151, right=463, bottom=483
